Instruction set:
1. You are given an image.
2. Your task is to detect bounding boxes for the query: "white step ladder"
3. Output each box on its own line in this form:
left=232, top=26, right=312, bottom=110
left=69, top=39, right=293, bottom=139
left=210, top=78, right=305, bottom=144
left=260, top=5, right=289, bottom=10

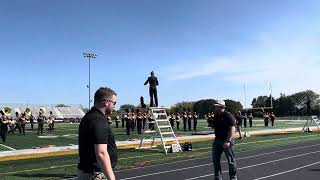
left=139, top=107, right=182, bottom=154
left=302, top=115, right=320, bottom=132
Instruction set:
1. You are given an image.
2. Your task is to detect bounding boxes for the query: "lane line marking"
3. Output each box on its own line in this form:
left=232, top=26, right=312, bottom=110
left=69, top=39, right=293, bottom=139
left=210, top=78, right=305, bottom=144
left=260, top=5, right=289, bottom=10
left=121, top=150, right=320, bottom=180
left=253, top=161, right=320, bottom=180
left=185, top=150, right=320, bottom=180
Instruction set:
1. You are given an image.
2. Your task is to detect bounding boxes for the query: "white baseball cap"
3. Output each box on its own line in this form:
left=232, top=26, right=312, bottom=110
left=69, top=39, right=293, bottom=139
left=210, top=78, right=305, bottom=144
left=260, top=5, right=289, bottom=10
left=214, top=100, right=226, bottom=107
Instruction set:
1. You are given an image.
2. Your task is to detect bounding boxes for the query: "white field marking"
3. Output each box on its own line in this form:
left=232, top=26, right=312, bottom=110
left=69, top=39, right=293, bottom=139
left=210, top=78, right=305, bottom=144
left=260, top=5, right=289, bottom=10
left=185, top=150, right=320, bottom=180
left=115, top=143, right=320, bottom=173
left=252, top=161, right=320, bottom=180
left=120, top=149, right=320, bottom=180
left=0, top=143, right=16, bottom=150
left=37, top=134, right=78, bottom=139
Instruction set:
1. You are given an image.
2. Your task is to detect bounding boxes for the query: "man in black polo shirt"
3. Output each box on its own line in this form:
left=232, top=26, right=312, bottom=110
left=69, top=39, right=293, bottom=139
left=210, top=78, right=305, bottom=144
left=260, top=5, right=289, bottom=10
left=78, top=87, right=118, bottom=180
left=212, top=100, right=237, bottom=180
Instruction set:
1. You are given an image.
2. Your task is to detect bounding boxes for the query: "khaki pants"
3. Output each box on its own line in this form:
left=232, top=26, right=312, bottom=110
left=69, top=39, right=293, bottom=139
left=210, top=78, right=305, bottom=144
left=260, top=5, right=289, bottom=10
left=78, top=169, right=107, bottom=180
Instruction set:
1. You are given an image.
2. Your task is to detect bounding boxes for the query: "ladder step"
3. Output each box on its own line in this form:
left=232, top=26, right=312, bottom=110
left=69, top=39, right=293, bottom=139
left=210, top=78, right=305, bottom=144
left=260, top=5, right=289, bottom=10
left=154, top=113, right=167, bottom=116
left=165, top=146, right=171, bottom=149
left=158, top=125, right=172, bottom=128
left=161, top=132, right=174, bottom=135
left=156, top=120, right=169, bottom=122
left=163, top=137, right=176, bottom=141
left=144, top=130, right=156, bottom=134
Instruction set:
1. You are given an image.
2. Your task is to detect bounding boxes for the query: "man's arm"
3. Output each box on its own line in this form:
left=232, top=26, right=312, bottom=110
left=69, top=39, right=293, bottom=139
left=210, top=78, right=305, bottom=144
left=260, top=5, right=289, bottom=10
left=144, top=78, right=149, bottom=85
left=156, top=78, right=159, bottom=86
left=94, top=144, right=115, bottom=180
left=224, top=126, right=235, bottom=149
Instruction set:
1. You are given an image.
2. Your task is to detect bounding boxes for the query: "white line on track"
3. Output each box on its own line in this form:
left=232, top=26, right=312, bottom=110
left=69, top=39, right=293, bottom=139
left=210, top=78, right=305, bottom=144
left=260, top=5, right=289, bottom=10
left=0, top=143, right=16, bottom=150
left=252, top=161, right=320, bottom=180
left=185, top=150, right=320, bottom=180
left=121, top=149, right=320, bottom=180
left=116, top=143, right=320, bottom=173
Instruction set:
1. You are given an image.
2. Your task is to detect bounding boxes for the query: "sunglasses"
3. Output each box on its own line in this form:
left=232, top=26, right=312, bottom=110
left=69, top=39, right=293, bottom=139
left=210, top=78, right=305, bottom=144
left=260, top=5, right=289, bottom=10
left=106, top=99, right=117, bottom=106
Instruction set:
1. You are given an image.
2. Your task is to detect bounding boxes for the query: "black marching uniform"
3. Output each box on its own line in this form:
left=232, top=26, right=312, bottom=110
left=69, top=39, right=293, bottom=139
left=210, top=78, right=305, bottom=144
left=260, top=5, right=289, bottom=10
left=248, top=114, right=253, bottom=127
left=115, top=115, right=120, bottom=128
left=0, top=115, right=9, bottom=143
left=188, top=112, right=192, bottom=131
left=243, top=113, right=247, bottom=128
left=183, top=112, right=188, bottom=131
left=169, top=114, right=174, bottom=128
left=125, top=115, right=131, bottom=135
left=137, top=114, right=143, bottom=134
left=175, top=114, right=180, bottom=130
left=270, top=113, right=275, bottom=126
left=19, top=114, right=27, bottom=135
left=193, top=113, right=198, bottom=130
left=37, top=114, right=46, bottom=135
left=29, top=115, right=34, bottom=131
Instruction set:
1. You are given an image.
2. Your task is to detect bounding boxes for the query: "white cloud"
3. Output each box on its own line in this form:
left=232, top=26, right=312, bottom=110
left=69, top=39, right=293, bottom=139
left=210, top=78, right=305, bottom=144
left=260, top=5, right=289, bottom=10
left=161, top=25, right=320, bottom=102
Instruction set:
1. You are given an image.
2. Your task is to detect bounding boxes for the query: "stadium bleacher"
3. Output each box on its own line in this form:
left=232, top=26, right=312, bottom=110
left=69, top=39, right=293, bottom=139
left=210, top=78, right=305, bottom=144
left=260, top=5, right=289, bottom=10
left=0, top=103, right=85, bottom=121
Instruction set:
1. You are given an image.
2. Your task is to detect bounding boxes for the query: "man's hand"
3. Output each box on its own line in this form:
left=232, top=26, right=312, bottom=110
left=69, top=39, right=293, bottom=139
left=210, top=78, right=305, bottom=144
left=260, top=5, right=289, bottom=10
left=223, top=141, right=231, bottom=149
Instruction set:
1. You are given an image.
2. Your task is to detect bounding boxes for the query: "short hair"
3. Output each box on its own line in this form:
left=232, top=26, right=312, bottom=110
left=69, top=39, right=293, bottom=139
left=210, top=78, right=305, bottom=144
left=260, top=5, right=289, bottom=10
left=94, top=87, right=117, bottom=103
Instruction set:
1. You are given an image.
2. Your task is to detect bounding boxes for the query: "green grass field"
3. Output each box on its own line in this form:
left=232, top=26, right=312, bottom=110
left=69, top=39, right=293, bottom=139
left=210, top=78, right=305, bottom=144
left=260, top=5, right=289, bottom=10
left=0, top=119, right=307, bottom=151
left=1, top=132, right=320, bottom=179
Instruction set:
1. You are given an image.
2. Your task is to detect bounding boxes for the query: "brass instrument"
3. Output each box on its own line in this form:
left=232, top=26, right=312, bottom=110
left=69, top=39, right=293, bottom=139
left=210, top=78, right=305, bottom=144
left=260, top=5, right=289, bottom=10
left=1, top=107, right=11, bottom=124
left=25, top=107, right=32, bottom=117
left=2, top=107, right=12, bottom=116
left=39, top=107, right=46, bottom=115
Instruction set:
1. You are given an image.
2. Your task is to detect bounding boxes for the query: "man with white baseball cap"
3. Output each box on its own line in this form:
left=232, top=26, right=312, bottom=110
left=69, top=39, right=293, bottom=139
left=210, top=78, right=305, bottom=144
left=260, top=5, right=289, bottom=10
left=212, top=100, right=237, bottom=180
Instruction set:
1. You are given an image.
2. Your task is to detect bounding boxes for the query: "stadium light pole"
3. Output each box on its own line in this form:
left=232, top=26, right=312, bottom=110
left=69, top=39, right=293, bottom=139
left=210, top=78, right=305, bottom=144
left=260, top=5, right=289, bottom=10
left=83, top=52, right=97, bottom=109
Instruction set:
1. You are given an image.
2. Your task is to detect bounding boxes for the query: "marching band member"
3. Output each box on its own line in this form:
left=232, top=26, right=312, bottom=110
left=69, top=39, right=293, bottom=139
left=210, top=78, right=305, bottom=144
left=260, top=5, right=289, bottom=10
left=142, top=113, right=147, bottom=130
left=168, top=113, right=174, bottom=128
left=37, top=110, right=46, bottom=135
left=264, top=112, right=269, bottom=127
left=193, top=112, right=198, bottom=130
left=243, top=112, right=247, bottom=128
left=47, top=111, right=55, bottom=133
left=0, top=110, right=9, bottom=143
left=8, top=116, right=16, bottom=134
left=270, top=112, right=276, bottom=126
left=235, top=111, right=243, bottom=139
left=248, top=113, right=253, bottom=127
left=175, top=113, right=180, bottom=130
left=187, top=110, right=192, bottom=131
left=107, top=115, right=112, bottom=126
left=19, top=113, right=27, bottom=135
left=183, top=111, right=188, bottom=131
left=136, top=111, right=143, bottom=134
left=115, top=115, right=120, bottom=128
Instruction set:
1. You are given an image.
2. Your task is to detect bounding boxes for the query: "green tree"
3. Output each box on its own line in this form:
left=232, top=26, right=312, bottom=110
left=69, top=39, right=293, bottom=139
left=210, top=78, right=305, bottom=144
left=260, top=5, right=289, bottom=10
left=224, top=99, right=243, bottom=114
left=170, top=101, right=195, bottom=113
left=193, top=99, right=217, bottom=117
left=119, top=104, right=136, bottom=112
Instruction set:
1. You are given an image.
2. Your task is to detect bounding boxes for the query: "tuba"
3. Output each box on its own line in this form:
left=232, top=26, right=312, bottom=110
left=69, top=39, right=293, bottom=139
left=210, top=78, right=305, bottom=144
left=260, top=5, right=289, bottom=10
left=2, top=107, right=12, bottom=116
left=39, top=107, right=46, bottom=115
left=25, top=108, right=32, bottom=117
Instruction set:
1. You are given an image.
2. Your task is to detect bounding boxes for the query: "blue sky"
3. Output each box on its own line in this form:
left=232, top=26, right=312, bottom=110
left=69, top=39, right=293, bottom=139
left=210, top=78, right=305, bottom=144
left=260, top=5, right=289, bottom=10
left=1, top=0, right=320, bottom=109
